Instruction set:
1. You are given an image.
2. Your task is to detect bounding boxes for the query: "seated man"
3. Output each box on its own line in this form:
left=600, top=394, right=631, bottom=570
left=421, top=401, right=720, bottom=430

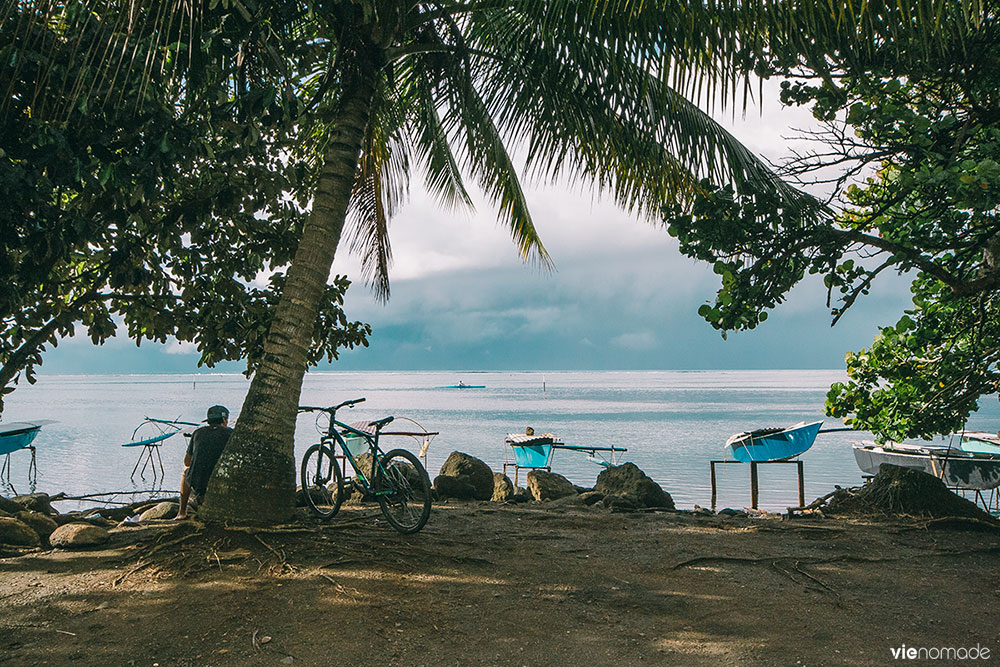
left=176, top=405, right=232, bottom=519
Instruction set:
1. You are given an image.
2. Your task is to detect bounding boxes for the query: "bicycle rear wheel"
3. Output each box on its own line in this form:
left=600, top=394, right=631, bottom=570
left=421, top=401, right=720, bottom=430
left=374, top=449, right=432, bottom=534
left=300, top=444, right=344, bottom=520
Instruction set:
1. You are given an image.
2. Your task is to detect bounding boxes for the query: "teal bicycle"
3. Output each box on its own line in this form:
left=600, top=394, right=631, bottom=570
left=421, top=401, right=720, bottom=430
left=299, top=398, right=432, bottom=534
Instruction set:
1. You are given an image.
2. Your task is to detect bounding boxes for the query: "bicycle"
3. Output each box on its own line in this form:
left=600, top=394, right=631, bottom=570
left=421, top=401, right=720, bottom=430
left=298, top=398, right=432, bottom=534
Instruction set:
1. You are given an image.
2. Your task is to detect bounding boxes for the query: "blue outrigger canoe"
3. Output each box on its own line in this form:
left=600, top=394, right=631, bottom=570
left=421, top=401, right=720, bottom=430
left=1, top=420, right=54, bottom=489
left=726, top=421, right=823, bottom=462
left=0, top=421, right=52, bottom=456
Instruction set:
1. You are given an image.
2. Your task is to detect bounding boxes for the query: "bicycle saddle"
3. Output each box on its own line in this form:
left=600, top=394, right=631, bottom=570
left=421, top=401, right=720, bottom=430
left=370, top=415, right=394, bottom=431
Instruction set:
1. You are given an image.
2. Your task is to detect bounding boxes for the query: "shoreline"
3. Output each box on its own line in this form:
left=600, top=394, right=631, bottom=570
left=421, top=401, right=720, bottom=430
left=3, top=501, right=1000, bottom=665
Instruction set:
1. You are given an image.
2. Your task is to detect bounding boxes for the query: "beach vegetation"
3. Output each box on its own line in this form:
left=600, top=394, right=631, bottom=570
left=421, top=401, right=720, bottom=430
left=666, top=5, right=999, bottom=442
left=0, top=2, right=370, bottom=416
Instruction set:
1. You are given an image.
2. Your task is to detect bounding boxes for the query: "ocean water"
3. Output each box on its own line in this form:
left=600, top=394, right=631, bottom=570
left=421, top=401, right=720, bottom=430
left=4, top=370, right=999, bottom=512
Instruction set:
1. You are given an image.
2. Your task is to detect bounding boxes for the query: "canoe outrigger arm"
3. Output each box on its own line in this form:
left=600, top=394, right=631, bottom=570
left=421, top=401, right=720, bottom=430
left=503, top=433, right=627, bottom=486
left=121, top=417, right=199, bottom=483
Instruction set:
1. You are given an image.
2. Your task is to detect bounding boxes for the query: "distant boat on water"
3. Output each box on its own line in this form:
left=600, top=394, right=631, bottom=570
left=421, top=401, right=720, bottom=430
left=726, top=421, right=823, bottom=462
left=852, top=440, right=1000, bottom=490
left=438, top=381, right=485, bottom=389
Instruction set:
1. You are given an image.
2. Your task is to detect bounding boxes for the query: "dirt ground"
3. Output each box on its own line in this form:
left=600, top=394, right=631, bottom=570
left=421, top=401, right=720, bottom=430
left=2, top=501, right=1000, bottom=666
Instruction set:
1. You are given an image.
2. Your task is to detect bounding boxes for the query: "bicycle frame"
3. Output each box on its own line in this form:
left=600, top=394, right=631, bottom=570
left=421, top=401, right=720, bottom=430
left=302, top=400, right=394, bottom=498
left=323, top=422, right=388, bottom=494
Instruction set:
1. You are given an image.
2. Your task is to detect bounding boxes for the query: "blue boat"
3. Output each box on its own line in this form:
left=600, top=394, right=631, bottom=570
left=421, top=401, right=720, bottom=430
left=726, top=421, right=823, bottom=462
left=439, top=381, right=485, bottom=389
left=0, top=421, right=49, bottom=456
left=1, top=420, right=54, bottom=488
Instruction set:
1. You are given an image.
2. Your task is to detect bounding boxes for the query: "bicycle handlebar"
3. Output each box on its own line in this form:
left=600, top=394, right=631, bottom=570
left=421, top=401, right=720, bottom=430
left=298, top=397, right=366, bottom=415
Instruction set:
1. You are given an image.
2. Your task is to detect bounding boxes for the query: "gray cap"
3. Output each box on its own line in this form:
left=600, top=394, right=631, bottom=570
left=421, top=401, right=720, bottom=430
left=206, top=405, right=229, bottom=424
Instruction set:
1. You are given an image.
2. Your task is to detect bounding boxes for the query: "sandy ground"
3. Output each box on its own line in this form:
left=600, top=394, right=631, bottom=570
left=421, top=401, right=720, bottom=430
left=2, top=501, right=1000, bottom=666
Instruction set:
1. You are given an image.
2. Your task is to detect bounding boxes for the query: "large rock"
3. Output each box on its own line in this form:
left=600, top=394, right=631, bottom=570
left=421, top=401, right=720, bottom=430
left=603, top=493, right=641, bottom=512
left=595, top=463, right=674, bottom=509
left=49, top=523, right=110, bottom=549
left=0, top=516, right=41, bottom=546
left=54, top=513, right=114, bottom=527
left=491, top=473, right=515, bottom=502
left=526, top=470, right=577, bottom=501
left=826, top=464, right=995, bottom=520
left=16, top=510, right=58, bottom=543
left=433, top=475, right=479, bottom=500
left=0, top=496, right=23, bottom=514
left=11, top=493, right=55, bottom=515
left=139, top=502, right=179, bottom=521
left=437, top=452, right=494, bottom=501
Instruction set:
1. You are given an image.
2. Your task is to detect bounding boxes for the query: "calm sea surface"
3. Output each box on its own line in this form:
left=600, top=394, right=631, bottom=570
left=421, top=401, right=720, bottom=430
left=4, top=370, right=999, bottom=512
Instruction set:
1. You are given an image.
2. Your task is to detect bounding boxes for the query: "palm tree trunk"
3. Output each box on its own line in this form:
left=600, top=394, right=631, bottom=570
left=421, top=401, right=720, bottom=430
left=199, top=62, right=379, bottom=524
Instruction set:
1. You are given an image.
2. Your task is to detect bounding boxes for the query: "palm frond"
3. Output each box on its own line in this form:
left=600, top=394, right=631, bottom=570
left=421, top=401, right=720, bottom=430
left=438, top=59, right=553, bottom=268
left=346, top=76, right=411, bottom=300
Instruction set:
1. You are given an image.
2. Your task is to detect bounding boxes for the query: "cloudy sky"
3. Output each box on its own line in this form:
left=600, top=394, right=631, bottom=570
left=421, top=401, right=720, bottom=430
left=39, top=85, right=912, bottom=375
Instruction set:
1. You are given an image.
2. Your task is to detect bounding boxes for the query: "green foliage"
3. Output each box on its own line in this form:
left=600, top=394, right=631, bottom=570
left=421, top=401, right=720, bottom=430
left=0, top=2, right=369, bottom=413
left=665, top=12, right=1000, bottom=440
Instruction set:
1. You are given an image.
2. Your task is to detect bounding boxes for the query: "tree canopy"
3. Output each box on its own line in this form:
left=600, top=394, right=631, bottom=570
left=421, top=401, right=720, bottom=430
left=666, top=8, right=1000, bottom=441
left=0, top=1, right=370, bottom=415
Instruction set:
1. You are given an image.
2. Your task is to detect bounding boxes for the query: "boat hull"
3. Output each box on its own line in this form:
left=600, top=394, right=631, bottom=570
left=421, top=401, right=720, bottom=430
left=958, top=432, right=1000, bottom=456
left=852, top=442, right=1000, bottom=490
left=0, top=423, right=42, bottom=456
left=727, top=421, right=823, bottom=462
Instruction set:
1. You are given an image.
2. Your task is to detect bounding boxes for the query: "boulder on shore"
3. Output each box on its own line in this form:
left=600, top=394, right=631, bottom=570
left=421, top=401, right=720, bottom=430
left=595, top=463, right=674, bottom=509
left=49, top=523, right=110, bottom=549
left=0, top=496, right=23, bottom=514
left=16, top=510, right=58, bottom=543
left=491, top=473, right=515, bottom=502
left=603, top=493, right=641, bottom=512
left=139, top=502, right=179, bottom=521
left=11, top=493, right=55, bottom=515
left=436, top=452, right=494, bottom=501
left=825, top=464, right=996, bottom=521
left=433, top=475, right=479, bottom=500
left=0, top=516, right=41, bottom=546
left=526, top=470, right=577, bottom=501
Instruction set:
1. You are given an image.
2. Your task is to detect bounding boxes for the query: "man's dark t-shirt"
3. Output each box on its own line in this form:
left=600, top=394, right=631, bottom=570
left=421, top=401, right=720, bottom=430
left=186, top=424, right=232, bottom=495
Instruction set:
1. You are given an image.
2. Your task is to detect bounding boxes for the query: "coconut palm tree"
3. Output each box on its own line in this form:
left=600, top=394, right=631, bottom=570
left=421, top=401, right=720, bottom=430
left=195, top=0, right=825, bottom=523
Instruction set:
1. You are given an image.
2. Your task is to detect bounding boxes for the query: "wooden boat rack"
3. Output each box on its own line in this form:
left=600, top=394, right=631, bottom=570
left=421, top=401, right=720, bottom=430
left=710, top=459, right=805, bottom=511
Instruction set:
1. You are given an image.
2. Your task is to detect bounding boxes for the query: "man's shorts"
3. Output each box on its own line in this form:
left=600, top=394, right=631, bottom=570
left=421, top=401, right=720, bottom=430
left=183, top=467, right=207, bottom=503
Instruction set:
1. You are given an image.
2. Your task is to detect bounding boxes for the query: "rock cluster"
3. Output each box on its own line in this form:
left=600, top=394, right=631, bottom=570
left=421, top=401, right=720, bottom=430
left=0, top=492, right=189, bottom=553
left=0, top=492, right=116, bottom=551
left=432, top=451, right=674, bottom=511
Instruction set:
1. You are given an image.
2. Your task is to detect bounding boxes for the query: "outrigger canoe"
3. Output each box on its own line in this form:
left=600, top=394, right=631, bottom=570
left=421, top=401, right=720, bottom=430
left=726, top=421, right=823, bottom=462
left=0, top=421, right=53, bottom=456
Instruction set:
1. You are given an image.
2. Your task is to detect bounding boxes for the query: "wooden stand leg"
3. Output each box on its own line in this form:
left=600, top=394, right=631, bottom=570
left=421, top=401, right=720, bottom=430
left=797, top=460, right=805, bottom=508
left=710, top=461, right=718, bottom=512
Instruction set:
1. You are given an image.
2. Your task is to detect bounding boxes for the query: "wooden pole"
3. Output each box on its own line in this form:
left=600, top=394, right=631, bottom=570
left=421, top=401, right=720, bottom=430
left=750, top=462, right=759, bottom=509
left=710, top=461, right=717, bottom=511
left=797, top=460, right=805, bottom=507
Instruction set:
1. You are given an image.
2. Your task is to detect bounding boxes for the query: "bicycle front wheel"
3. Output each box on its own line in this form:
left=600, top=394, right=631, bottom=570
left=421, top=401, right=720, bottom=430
left=300, top=444, right=344, bottom=520
left=374, top=449, right=432, bottom=534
